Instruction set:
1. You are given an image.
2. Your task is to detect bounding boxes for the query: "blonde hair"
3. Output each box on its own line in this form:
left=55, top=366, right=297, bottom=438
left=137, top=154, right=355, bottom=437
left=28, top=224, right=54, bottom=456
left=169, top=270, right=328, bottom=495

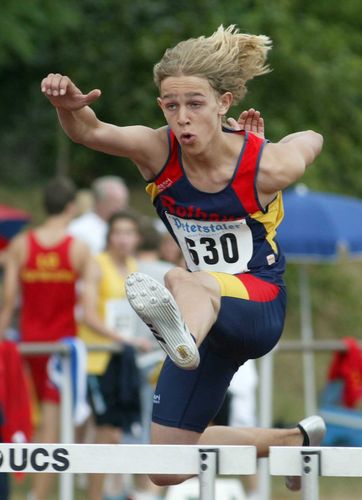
left=154, top=25, right=272, bottom=105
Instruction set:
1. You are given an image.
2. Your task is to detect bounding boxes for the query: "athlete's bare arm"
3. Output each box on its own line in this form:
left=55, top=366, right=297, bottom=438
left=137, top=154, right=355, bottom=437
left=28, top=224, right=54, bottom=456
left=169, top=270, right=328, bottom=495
left=41, top=74, right=168, bottom=179
left=81, top=257, right=152, bottom=351
left=257, top=130, right=323, bottom=205
left=69, top=238, right=92, bottom=278
left=228, top=109, right=323, bottom=205
left=81, top=257, right=124, bottom=342
left=0, top=235, right=26, bottom=339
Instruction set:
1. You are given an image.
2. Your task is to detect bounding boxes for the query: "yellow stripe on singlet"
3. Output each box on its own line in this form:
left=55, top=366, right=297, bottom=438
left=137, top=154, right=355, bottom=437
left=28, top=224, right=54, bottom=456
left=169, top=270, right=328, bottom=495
left=146, top=182, right=159, bottom=203
left=250, top=192, right=284, bottom=253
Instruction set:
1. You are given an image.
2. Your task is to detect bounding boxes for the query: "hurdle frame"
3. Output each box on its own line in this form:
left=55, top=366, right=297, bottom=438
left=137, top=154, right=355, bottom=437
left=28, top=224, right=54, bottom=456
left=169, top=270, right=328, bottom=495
left=0, top=443, right=256, bottom=500
left=18, top=341, right=165, bottom=499
left=270, top=446, right=362, bottom=500
left=15, top=340, right=362, bottom=499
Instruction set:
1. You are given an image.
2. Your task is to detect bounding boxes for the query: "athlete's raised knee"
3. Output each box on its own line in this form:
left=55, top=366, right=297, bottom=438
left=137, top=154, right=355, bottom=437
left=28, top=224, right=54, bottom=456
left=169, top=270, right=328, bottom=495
left=164, top=266, right=192, bottom=290
left=149, top=473, right=184, bottom=487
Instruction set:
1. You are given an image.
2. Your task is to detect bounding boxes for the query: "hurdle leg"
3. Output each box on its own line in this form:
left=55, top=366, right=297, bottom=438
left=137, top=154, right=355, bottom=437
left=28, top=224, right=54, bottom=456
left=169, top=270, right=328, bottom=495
left=301, top=450, right=321, bottom=500
left=199, top=448, right=219, bottom=500
left=59, top=353, right=74, bottom=500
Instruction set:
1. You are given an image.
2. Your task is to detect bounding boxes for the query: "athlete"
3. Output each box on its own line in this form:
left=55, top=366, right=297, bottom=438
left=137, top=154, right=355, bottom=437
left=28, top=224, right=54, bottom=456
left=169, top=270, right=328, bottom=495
left=41, top=25, right=325, bottom=491
left=0, top=177, right=90, bottom=500
left=81, top=210, right=152, bottom=500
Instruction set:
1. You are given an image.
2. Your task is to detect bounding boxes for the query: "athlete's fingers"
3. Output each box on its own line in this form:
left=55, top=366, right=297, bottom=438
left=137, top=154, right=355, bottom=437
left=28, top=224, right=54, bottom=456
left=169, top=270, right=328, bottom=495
left=41, top=73, right=101, bottom=110
left=40, top=77, right=48, bottom=93
left=83, top=88, right=102, bottom=105
left=257, top=117, right=265, bottom=136
left=41, top=73, right=55, bottom=94
left=41, top=74, right=73, bottom=97
left=226, top=117, right=242, bottom=130
left=237, top=109, right=249, bottom=125
left=250, top=110, right=260, bottom=131
left=42, top=73, right=61, bottom=96
left=251, top=110, right=265, bottom=137
left=47, top=73, right=64, bottom=96
left=241, top=109, right=265, bottom=138
left=58, top=75, right=70, bottom=96
left=244, top=108, right=256, bottom=131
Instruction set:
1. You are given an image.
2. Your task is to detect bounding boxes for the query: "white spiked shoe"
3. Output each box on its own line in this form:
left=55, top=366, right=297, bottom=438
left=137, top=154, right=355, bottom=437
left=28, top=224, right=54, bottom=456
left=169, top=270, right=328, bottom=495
left=125, top=272, right=200, bottom=370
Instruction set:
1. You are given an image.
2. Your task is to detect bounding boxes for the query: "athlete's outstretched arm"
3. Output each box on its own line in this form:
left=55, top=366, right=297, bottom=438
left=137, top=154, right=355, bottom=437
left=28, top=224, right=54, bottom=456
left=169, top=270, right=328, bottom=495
left=41, top=73, right=167, bottom=179
left=257, top=130, right=323, bottom=200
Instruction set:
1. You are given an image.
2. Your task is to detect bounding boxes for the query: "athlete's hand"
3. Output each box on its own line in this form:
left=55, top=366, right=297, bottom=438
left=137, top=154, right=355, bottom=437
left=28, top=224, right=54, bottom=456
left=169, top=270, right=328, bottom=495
left=227, top=108, right=265, bottom=138
left=41, top=73, right=101, bottom=111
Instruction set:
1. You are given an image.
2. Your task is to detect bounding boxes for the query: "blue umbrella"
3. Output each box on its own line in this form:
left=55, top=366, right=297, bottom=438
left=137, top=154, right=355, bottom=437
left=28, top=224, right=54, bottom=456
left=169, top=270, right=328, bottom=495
left=0, top=204, right=31, bottom=250
left=276, top=184, right=362, bottom=415
left=278, top=184, right=362, bottom=261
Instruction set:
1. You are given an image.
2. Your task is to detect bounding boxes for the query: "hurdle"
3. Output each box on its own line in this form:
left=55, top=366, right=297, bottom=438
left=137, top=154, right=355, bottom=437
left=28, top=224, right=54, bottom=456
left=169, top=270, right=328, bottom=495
left=270, top=446, right=362, bottom=500
left=18, top=341, right=166, bottom=499
left=0, top=443, right=256, bottom=500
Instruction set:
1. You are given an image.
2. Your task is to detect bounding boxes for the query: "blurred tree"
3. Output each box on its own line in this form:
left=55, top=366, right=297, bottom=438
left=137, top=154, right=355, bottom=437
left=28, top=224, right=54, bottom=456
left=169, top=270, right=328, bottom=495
left=0, top=0, right=81, bottom=184
left=0, top=0, right=361, bottom=196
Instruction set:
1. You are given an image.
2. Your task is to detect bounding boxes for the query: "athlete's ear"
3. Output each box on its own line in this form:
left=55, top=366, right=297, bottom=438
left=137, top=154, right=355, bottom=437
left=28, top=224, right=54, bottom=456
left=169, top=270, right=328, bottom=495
left=218, top=92, right=233, bottom=116
left=157, top=97, right=163, bottom=109
left=157, top=97, right=167, bottom=119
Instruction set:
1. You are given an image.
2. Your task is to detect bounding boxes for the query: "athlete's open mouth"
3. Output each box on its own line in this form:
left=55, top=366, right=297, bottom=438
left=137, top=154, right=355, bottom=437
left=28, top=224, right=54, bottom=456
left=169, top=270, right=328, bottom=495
left=180, top=133, right=196, bottom=145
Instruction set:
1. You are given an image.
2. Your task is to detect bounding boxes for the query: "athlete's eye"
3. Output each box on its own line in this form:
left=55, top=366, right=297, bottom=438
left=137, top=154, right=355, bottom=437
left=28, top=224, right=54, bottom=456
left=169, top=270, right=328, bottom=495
left=165, top=103, right=177, bottom=111
left=189, top=102, right=202, bottom=108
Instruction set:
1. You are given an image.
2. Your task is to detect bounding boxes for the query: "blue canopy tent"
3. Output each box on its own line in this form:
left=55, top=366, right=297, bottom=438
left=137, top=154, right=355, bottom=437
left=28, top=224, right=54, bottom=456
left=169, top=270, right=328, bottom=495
left=258, top=184, right=362, bottom=499
left=278, top=184, right=362, bottom=261
left=0, top=204, right=31, bottom=250
left=277, top=184, right=362, bottom=415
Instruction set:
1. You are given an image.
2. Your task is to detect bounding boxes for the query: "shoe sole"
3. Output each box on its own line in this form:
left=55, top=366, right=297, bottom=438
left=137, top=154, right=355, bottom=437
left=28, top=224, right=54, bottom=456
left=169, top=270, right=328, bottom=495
left=125, top=272, right=200, bottom=370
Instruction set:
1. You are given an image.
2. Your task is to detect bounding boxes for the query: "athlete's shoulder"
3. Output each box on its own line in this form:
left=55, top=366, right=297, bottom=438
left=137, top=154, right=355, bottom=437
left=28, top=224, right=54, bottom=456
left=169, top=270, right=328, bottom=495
left=4, top=231, right=29, bottom=269
left=155, top=125, right=169, bottom=141
left=133, top=125, right=170, bottom=179
left=9, top=230, right=28, bottom=254
left=150, top=126, right=170, bottom=155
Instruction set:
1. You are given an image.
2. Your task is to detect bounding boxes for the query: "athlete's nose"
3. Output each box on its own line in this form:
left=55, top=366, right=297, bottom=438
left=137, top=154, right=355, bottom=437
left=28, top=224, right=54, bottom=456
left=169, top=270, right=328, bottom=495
left=177, top=106, right=190, bottom=126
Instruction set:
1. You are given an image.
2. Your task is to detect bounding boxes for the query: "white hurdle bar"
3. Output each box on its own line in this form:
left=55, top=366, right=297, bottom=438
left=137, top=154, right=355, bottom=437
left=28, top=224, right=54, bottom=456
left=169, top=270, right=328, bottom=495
left=270, top=446, right=362, bottom=500
left=0, top=443, right=256, bottom=500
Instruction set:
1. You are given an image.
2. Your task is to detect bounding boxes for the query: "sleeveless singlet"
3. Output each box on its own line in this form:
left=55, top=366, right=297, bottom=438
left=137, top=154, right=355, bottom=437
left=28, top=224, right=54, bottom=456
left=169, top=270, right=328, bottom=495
left=20, top=232, right=78, bottom=342
left=146, top=128, right=285, bottom=284
left=79, top=253, right=138, bottom=375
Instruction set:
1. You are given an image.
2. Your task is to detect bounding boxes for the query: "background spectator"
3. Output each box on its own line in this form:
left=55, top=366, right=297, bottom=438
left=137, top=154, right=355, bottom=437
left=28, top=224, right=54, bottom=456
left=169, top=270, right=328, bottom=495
left=80, top=210, right=152, bottom=500
left=69, top=176, right=129, bottom=254
left=0, top=177, right=90, bottom=500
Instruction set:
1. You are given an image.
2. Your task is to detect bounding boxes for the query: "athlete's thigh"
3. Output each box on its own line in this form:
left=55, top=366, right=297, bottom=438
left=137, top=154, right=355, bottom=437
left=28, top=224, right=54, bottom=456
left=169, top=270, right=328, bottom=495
left=152, top=338, right=238, bottom=434
left=25, top=355, right=60, bottom=404
left=167, top=268, right=221, bottom=302
left=208, top=272, right=287, bottom=363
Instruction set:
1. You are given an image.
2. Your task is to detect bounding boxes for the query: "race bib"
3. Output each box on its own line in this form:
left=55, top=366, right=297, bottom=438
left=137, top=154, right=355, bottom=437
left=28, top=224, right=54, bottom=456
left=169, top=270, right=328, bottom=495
left=166, top=213, right=253, bottom=274
left=105, top=299, right=136, bottom=340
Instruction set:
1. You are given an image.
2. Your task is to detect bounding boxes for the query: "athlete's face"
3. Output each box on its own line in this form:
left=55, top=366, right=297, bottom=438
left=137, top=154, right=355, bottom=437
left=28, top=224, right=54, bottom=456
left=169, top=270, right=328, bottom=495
left=158, top=76, right=232, bottom=153
left=107, top=218, right=140, bottom=258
